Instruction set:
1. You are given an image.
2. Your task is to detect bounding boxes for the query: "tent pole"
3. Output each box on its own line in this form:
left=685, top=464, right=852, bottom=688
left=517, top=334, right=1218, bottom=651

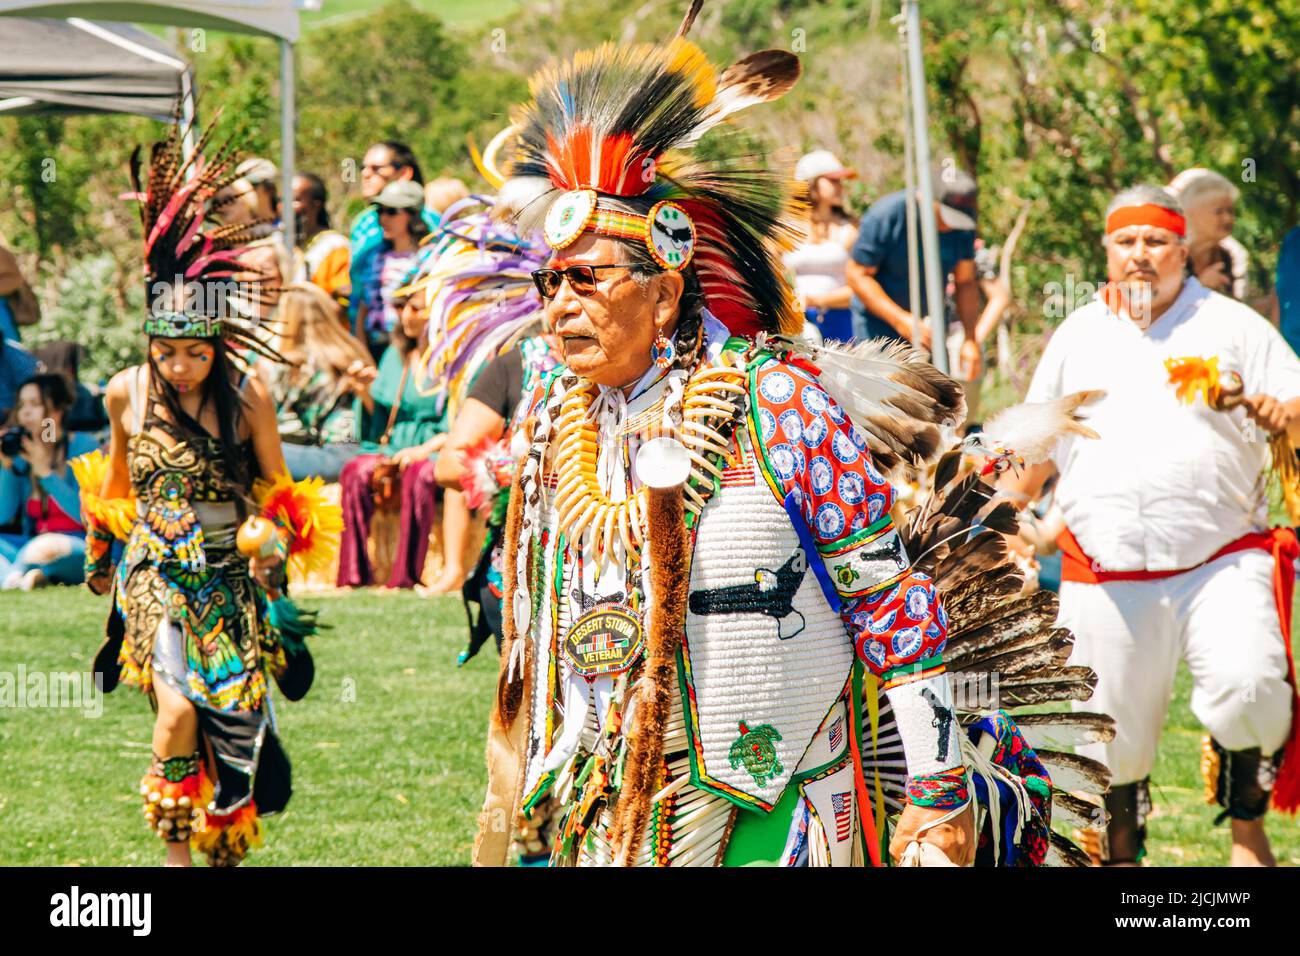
left=280, top=38, right=296, bottom=261
left=896, top=12, right=921, bottom=350
left=902, top=0, right=948, bottom=373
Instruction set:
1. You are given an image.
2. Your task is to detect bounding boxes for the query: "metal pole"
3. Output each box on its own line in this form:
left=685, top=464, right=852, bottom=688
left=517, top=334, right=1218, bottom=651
left=897, top=14, right=921, bottom=349
left=902, top=0, right=948, bottom=372
left=279, top=39, right=296, bottom=257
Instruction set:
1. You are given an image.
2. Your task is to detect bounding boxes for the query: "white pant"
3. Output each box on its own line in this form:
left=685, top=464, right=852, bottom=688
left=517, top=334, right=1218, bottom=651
left=1059, top=549, right=1293, bottom=786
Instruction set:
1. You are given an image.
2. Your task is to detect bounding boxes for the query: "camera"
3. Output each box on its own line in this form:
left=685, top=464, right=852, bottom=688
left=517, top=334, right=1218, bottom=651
left=1, top=426, right=29, bottom=459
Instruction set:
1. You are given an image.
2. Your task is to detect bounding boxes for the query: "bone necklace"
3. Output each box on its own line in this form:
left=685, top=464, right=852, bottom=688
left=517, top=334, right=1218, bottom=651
left=550, top=353, right=750, bottom=573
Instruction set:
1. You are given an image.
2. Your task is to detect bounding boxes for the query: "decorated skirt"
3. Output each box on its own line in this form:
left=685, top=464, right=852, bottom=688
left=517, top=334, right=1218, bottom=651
left=102, top=429, right=291, bottom=815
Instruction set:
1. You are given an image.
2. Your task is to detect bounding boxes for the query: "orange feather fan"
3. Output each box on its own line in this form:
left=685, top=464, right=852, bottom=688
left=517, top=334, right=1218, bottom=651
left=70, top=450, right=137, bottom=542
left=251, top=473, right=342, bottom=579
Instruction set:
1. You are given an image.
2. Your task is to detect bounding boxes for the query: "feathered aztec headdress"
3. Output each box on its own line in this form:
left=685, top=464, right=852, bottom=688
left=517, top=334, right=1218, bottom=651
left=128, top=109, right=285, bottom=361
left=400, top=197, right=549, bottom=415
left=493, top=0, right=805, bottom=338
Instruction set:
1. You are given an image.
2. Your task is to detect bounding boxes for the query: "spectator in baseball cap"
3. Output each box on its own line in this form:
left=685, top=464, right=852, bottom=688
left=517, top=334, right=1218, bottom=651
left=844, top=162, right=983, bottom=381
left=785, top=150, right=860, bottom=342
left=356, top=180, right=430, bottom=361
left=348, top=142, right=440, bottom=338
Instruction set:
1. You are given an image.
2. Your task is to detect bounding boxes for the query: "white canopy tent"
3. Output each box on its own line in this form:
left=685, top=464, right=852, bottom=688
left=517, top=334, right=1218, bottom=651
left=0, top=18, right=190, bottom=120
left=0, top=0, right=306, bottom=251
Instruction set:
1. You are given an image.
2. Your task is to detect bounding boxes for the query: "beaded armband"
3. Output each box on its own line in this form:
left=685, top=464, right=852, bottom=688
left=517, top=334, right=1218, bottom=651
left=906, top=766, right=971, bottom=810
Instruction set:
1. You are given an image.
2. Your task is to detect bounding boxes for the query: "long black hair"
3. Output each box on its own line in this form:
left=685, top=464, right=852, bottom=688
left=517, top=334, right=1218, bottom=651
left=146, top=337, right=251, bottom=491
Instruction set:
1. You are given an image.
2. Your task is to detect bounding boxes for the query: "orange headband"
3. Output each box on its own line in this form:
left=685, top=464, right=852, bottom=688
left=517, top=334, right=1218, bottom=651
left=1105, top=203, right=1186, bottom=237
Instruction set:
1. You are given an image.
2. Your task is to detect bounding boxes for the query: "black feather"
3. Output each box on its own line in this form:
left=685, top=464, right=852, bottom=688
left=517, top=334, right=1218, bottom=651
left=1053, top=791, right=1108, bottom=831
left=932, top=449, right=961, bottom=495
left=1048, top=830, right=1094, bottom=867
left=993, top=667, right=1099, bottom=707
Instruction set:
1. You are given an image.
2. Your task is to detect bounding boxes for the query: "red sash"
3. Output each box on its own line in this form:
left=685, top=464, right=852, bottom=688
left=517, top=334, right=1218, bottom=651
left=1058, top=526, right=1300, bottom=813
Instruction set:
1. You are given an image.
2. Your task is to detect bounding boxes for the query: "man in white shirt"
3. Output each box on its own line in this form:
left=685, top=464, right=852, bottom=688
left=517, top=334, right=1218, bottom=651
left=1005, top=185, right=1300, bottom=866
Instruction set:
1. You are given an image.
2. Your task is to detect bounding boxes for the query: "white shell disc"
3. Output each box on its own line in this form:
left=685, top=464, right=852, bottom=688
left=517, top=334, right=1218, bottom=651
left=634, top=436, right=691, bottom=489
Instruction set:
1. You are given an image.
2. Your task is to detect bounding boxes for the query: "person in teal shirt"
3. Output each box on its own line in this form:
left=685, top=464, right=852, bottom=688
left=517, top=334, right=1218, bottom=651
left=336, top=285, right=448, bottom=589
left=347, top=141, right=440, bottom=337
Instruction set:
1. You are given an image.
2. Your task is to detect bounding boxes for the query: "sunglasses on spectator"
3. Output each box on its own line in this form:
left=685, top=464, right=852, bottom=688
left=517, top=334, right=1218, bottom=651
left=363, top=162, right=405, bottom=174
left=377, top=206, right=412, bottom=217
left=531, top=264, right=656, bottom=300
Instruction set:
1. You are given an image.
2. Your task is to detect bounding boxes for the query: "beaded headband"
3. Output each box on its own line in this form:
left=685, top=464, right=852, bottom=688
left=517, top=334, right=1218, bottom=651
left=543, top=189, right=696, bottom=271
left=142, top=311, right=223, bottom=339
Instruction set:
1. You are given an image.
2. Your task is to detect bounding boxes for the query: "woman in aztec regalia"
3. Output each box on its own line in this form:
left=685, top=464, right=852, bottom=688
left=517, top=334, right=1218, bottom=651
left=74, top=114, right=341, bottom=867
left=475, top=3, right=1116, bottom=867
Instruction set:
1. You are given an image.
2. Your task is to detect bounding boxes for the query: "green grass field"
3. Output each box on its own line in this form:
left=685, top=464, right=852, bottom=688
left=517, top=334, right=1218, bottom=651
left=0, top=588, right=494, bottom=866
left=1, top=587, right=1298, bottom=866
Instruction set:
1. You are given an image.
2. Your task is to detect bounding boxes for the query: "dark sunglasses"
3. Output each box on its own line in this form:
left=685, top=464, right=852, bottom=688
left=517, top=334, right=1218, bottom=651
left=531, top=264, right=656, bottom=300
left=377, top=205, right=412, bottom=217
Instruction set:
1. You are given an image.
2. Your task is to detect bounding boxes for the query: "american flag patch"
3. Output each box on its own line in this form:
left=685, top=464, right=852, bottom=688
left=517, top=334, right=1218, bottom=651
left=831, top=791, right=852, bottom=842
left=827, top=715, right=844, bottom=752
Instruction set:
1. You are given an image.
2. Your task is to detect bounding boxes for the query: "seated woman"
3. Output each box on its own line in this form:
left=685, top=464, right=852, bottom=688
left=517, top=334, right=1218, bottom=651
left=436, top=335, right=561, bottom=663
left=0, top=373, right=98, bottom=588
left=337, top=289, right=448, bottom=589
left=256, top=283, right=373, bottom=482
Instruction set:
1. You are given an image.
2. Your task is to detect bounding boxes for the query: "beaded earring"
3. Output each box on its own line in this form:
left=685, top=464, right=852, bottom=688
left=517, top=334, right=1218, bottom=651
left=650, top=328, right=675, bottom=370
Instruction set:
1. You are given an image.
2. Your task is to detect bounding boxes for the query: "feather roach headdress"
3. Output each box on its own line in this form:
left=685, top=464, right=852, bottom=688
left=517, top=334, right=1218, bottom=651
left=403, top=196, right=549, bottom=415
left=128, top=110, right=285, bottom=362
left=493, top=0, right=805, bottom=337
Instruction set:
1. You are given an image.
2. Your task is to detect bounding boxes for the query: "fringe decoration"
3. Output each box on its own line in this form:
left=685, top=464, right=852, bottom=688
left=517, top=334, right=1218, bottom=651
left=474, top=456, right=536, bottom=866
left=266, top=595, right=319, bottom=654
left=191, top=795, right=264, bottom=867
left=71, top=450, right=136, bottom=541
left=496, top=458, right=530, bottom=729
left=611, top=483, right=688, bottom=866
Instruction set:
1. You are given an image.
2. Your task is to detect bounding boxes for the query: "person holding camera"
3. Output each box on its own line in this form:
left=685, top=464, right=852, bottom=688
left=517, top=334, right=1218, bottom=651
left=336, top=281, right=448, bottom=589
left=0, top=373, right=97, bottom=589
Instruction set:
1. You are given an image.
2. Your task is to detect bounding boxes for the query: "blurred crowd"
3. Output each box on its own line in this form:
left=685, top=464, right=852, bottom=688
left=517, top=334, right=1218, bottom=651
left=3, top=134, right=1299, bottom=604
